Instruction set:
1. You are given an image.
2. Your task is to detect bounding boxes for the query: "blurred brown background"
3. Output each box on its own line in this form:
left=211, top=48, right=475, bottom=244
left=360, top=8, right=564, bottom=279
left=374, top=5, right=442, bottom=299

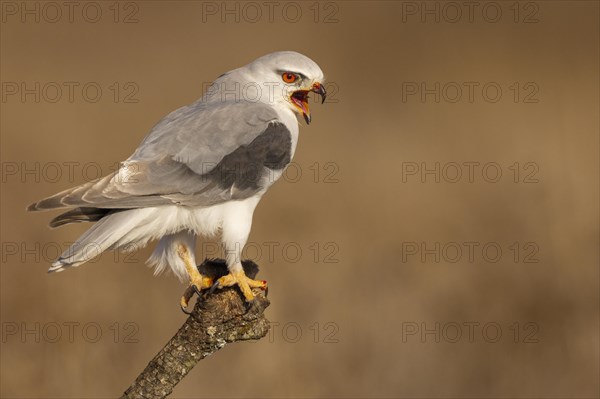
left=1, top=1, right=598, bottom=398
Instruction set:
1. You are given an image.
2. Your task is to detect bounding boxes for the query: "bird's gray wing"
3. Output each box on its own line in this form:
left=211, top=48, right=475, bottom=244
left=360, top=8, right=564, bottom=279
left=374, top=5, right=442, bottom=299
left=28, top=100, right=293, bottom=214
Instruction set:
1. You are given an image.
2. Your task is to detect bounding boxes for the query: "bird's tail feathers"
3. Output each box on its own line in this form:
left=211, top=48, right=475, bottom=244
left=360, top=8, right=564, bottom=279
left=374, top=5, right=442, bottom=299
left=49, top=209, right=149, bottom=272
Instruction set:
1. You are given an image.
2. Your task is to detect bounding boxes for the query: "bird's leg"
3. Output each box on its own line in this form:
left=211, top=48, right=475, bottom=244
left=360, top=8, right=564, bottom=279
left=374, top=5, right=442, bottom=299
left=210, top=204, right=267, bottom=302
left=212, top=263, right=267, bottom=302
left=210, top=238, right=267, bottom=302
left=178, top=244, right=213, bottom=313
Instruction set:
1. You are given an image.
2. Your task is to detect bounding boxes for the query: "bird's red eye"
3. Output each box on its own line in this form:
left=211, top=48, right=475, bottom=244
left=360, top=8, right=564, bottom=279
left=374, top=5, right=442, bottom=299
left=282, top=72, right=297, bottom=83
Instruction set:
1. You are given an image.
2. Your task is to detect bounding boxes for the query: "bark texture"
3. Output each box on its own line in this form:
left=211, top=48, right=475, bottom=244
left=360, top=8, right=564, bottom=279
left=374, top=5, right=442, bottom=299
left=121, top=259, right=270, bottom=399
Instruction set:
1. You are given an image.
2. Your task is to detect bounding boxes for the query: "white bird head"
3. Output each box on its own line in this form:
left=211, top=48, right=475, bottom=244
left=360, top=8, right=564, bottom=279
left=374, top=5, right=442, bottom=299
left=205, top=51, right=326, bottom=124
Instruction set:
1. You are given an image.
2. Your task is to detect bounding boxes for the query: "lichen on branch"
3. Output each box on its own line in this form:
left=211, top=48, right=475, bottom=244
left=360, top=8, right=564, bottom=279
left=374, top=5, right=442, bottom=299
left=121, top=259, right=270, bottom=399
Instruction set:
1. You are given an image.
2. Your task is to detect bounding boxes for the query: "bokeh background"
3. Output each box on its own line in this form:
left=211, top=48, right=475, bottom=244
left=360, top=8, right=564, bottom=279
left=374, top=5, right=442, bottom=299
left=1, top=1, right=598, bottom=398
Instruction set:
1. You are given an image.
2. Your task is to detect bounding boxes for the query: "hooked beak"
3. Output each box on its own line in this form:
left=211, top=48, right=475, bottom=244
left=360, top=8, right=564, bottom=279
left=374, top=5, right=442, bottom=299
left=290, top=82, right=327, bottom=125
left=311, top=82, right=327, bottom=104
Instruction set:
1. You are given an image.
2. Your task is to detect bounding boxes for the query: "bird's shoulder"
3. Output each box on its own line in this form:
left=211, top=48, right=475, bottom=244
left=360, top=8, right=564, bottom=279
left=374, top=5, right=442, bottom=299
left=154, top=100, right=281, bottom=136
left=131, top=100, right=286, bottom=161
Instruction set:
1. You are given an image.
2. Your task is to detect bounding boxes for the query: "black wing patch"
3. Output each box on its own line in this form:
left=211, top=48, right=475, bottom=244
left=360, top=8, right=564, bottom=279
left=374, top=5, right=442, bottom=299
left=49, top=207, right=120, bottom=228
left=205, top=122, right=292, bottom=191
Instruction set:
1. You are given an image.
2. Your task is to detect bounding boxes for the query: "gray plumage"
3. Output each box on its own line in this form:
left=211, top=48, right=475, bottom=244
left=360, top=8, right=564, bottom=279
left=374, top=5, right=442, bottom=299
left=28, top=102, right=288, bottom=214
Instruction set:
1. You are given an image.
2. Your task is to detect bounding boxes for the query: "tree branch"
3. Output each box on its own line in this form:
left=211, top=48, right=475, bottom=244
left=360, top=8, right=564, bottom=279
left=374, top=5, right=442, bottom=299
left=120, top=259, right=270, bottom=399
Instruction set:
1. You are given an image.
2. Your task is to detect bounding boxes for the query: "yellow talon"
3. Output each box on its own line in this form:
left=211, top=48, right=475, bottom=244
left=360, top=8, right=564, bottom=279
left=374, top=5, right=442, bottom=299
left=180, top=275, right=213, bottom=311
left=177, top=243, right=213, bottom=312
left=214, top=269, right=267, bottom=302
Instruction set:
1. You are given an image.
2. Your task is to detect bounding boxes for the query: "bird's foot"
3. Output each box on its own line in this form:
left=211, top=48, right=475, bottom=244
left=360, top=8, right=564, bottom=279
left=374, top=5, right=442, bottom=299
left=180, top=275, right=214, bottom=314
left=210, top=269, right=267, bottom=302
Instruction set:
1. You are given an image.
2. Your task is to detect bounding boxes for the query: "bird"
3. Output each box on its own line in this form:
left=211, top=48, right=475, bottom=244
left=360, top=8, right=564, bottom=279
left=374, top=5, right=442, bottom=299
left=27, top=51, right=327, bottom=312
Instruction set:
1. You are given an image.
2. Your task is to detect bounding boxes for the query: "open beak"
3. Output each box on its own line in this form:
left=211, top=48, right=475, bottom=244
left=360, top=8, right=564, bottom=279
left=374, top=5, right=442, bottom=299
left=290, top=82, right=327, bottom=124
